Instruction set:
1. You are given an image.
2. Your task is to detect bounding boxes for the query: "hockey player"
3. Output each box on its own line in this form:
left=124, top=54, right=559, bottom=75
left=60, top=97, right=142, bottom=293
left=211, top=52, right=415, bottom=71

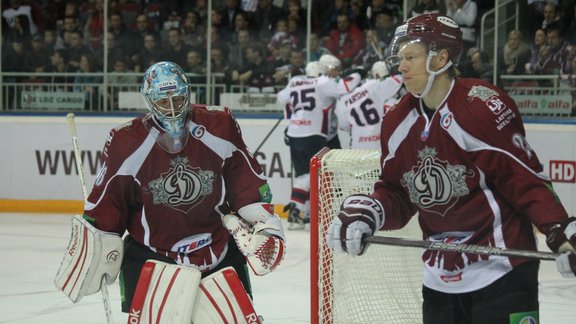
left=335, top=61, right=404, bottom=149
left=277, top=55, right=362, bottom=229
left=55, top=61, right=285, bottom=323
left=327, top=13, right=576, bottom=323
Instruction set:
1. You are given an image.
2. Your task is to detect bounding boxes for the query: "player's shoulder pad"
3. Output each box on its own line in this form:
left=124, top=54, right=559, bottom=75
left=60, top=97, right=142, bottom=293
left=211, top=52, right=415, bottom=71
left=192, top=104, right=231, bottom=114
left=456, top=79, right=517, bottom=116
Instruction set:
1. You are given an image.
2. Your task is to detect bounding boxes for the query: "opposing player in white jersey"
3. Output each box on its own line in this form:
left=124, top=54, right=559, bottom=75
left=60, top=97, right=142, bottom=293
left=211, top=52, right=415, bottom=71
left=54, top=61, right=285, bottom=323
left=277, top=54, right=362, bottom=229
left=335, top=61, right=404, bottom=149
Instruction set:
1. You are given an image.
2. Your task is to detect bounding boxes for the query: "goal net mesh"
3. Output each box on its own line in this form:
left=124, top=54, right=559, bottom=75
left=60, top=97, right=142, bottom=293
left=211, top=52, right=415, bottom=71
left=311, top=149, right=424, bottom=324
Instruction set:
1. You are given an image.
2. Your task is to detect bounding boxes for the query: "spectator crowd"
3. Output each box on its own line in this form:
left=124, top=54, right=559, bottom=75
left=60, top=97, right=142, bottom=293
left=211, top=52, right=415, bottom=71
left=1, top=0, right=576, bottom=109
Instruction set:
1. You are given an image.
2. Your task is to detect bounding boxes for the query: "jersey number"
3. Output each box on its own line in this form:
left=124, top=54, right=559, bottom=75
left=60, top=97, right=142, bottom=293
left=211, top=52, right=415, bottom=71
left=290, top=89, right=316, bottom=113
left=350, top=98, right=380, bottom=126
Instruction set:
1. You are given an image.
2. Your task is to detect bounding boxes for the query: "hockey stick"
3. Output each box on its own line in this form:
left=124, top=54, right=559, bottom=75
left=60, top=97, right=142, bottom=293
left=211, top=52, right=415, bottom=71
left=253, top=115, right=283, bottom=154
left=66, top=113, right=115, bottom=324
left=365, top=236, right=559, bottom=261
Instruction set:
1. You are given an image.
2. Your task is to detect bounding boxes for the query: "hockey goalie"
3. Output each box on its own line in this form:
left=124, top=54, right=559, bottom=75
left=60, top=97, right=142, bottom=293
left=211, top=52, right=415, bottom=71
left=54, top=61, right=286, bottom=323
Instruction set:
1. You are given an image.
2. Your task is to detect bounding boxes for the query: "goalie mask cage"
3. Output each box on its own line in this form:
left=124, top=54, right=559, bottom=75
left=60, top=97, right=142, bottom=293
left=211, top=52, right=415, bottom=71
left=310, top=148, right=424, bottom=324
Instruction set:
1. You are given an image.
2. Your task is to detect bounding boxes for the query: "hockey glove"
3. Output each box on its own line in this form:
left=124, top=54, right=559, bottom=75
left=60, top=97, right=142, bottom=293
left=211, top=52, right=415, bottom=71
left=545, top=217, right=576, bottom=278
left=326, top=194, right=384, bottom=256
left=223, top=213, right=286, bottom=276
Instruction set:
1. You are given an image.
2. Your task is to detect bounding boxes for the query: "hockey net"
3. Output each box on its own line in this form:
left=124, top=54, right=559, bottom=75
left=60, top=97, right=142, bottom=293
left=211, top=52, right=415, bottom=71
left=310, top=148, right=424, bottom=324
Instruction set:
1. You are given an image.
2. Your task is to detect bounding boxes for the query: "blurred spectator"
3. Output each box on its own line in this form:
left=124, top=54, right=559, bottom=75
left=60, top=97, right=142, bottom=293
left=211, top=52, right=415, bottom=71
left=253, top=0, right=286, bottom=42
left=241, top=0, right=259, bottom=12
left=349, top=0, right=369, bottom=30
left=459, top=47, right=480, bottom=78
left=109, top=12, right=138, bottom=57
left=525, top=28, right=548, bottom=74
left=272, top=39, right=293, bottom=70
left=446, top=0, right=478, bottom=54
left=48, top=49, right=75, bottom=91
left=267, top=18, right=289, bottom=58
left=325, top=12, right=365, bottom=69
left=498, top=30, right=531, bottom=77
left=74, top=53, right=102, bottom=110
left=533, top=24, right=574, bottom=76
left=411, top=0, right=441, bottom=17
left=471, top=50, right=494, bottom=83
left=210, top=45, right=233, bottom=94
left=133, top=33, right=164, bottom=73
left=107, top=56, right=137, bottom=110
left=188, top=0, right=209, bottom=22
left=2, top=40, right=27, bottom=108
left=353, top=29, right=384, bottom=68
left=286, top=16, right=304, bottom=49
left=3, top=11, right=31, bottom=44
left=133, top=14, right=161, bottom=47
left=181, top=10, right=206, bottom=48
left=84, top=0, right=104, bottom=52
left=323, top=0, right=351, bottom=36
left=366, top=0, right=402, bottom=26
left=58, top=15, right=80, bottom=49
left=43, top=29, right=60, bottom=52
left=2, top=0, right=39, bottom=36
left=220, top=0, right=246, bottom=36
left=231, top=42, right=275, bottom=92
left=542, top=2, right=563, bottom=31
left=232, top=11, right=255, bottom=38
left=286, top=0, right=306, bottom=28
left=228, top=28, right=252, bottom=69
left=66, top=30, right=93, bottom=69
left=164, top=27, right=191, bottom=68
left=308, top=32, right=332, bottom=61
left=25, top=34, right=50, bottom=75
left=186, top=49, right=206, bottom=77
left=162, top=10, right=182, bottom=31
left=372, top=9, right=397, bottom=48
left=273, top=49, right=306, bottom=84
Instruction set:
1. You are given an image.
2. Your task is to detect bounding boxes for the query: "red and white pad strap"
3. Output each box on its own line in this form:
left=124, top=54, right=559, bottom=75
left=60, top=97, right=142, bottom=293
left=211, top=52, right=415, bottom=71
left=128, top=260, right=202, bottom=324
left=54, top=215, right=123, bottom=303
left=193, top=267, right=261, bottom=323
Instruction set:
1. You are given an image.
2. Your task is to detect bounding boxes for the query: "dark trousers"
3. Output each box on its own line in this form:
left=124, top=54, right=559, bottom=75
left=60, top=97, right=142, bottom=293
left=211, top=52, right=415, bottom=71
left=423, top=261, right=540, bottom=324
left=288, top=135, right=341, bottom=177
left=119, top=235, right=250, bottom=313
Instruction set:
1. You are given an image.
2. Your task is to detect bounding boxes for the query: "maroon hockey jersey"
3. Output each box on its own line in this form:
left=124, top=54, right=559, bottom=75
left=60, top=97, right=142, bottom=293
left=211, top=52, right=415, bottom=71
left=374, top=78, right=568, bottom=293
left=84, top=105, right=271, bottom=271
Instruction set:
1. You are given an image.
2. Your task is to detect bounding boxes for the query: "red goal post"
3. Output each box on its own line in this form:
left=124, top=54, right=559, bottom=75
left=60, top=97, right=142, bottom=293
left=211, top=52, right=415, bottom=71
left=310, top=148, right=424, bottom=324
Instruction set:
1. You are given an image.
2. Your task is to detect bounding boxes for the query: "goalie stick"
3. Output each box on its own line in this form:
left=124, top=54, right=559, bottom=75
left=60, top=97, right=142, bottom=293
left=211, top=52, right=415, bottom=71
left=66, top=112, right=114, bottom=324
left=365, top=236, right=560, bottom=261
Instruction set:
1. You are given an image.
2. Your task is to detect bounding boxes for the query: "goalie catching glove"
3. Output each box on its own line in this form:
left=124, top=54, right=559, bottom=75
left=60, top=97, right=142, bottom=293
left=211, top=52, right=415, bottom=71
left=546, top=217, right=576, bottom=278
left=326, top=194, right=384, bottom=256
left=223, top=203, right=286, bottom=276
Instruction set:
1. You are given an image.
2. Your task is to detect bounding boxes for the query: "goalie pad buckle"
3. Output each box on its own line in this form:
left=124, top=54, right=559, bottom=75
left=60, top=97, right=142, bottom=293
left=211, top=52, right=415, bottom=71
left=54, top=215, right=123, bottom=303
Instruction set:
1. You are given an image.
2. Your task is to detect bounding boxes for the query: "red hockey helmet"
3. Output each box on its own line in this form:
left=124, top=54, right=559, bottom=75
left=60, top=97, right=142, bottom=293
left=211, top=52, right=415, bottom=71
left=386, top=13, right=464, bottom=67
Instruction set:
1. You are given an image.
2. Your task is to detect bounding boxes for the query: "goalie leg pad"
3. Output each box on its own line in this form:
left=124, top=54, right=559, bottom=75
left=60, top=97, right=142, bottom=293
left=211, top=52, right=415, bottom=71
left=193, top=267, right=261, bottom=324
left=54, top=215, right=123, bottom=303
left=128, top=260, right=202, bottom=324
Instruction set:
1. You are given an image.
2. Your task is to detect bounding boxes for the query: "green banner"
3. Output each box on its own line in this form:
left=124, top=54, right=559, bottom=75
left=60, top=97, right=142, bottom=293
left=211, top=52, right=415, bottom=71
left=509, top=311, right=539, bottom=324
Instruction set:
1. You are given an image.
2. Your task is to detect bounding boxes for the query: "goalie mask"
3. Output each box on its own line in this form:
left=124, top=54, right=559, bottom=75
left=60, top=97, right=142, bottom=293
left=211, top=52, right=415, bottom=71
left=141, top=61, right=191, bottom=147
left=386, top=13, right=463, bottom=98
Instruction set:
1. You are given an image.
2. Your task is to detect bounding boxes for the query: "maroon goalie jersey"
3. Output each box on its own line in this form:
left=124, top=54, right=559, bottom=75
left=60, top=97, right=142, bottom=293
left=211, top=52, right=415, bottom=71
left=84, top=105, right=271, bottom=271
left=374, top=79, right=568, bottom=293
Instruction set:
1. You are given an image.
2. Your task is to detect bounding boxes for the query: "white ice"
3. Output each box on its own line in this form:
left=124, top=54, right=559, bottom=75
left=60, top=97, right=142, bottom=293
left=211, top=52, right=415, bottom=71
left=0, top=213, right=575, bottom=324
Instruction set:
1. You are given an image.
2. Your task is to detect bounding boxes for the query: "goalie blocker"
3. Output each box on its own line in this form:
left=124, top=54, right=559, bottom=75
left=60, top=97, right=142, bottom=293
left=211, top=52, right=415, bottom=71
left=54, top=215, right=123, bottom=303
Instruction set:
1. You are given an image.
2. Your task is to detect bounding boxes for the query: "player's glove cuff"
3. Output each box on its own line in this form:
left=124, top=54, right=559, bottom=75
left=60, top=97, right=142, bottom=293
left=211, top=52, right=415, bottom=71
left=545, top=217, right=576, bottom=253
